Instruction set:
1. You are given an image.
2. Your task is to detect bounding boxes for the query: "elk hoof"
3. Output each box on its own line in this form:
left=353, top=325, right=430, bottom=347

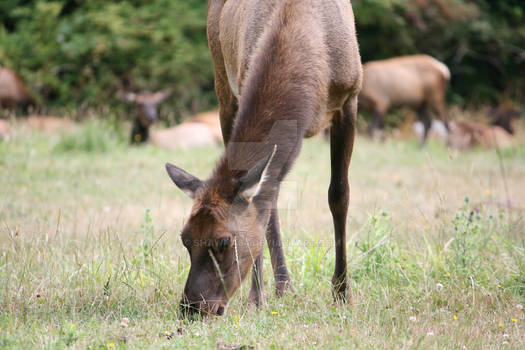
left=247, top=291, right=266, bottom=309
left=275, top=278, right=294, bottom=297
left=332, top=276, right=349, bottom=304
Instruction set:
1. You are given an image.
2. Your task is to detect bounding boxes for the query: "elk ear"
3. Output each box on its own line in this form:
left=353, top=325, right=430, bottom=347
left=165, top=163, right=203, bottom=199
left=238, top=145, right=277, bottom=202
left=152, top=88, right=173, bottom=104
left=118, top=90, right=137, bottom=103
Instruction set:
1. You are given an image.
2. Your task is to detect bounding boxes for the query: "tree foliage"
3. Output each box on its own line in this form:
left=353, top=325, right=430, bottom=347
left=0, top=0, right=214, bottom=114
left=0, top=0, right=523, bottom=114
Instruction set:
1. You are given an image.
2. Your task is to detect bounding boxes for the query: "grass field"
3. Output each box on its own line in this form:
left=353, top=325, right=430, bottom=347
left=0, top=119, right=524, bottom=349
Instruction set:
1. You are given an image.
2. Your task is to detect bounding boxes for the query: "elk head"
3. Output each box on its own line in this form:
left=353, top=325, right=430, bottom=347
left=165, top=146, right=277, bottom=318
left=119, top=88, right=172, bottom=143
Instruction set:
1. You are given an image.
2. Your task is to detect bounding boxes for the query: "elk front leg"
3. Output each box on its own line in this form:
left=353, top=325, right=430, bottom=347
left=369, top=110, right=385, bottom=141
left=417, top=106, right=432, bottom=148
left=328, top=96, right=357, bottom=302
left=267, top=210, right=293, bottom=296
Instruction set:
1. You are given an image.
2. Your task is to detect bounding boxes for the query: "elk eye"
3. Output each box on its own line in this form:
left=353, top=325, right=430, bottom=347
left=217, top=237, right=231, bottom=253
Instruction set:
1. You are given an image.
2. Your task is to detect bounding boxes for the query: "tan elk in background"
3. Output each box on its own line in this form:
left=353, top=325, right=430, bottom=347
left=359, top=55, right=450, bottom=146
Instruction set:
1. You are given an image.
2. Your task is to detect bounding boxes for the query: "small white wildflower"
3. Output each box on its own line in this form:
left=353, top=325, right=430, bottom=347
left=426, top=330, right=434, bottom=336
left=502, top=341, right=509, bottom=345
left=435, top=283, right=444, bottom=291
left=517, top=304, right=523, bottom=310
left=120, top=317, right=129, bottom=328
left=502, top=334, right=510, bottom=339
left=409, top=316, right=417, bottom=322
left=104, top=206, right=111, bottom=213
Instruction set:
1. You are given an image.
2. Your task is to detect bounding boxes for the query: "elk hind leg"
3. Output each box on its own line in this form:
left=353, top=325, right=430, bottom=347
left=329, top=96, right=357, bottom=302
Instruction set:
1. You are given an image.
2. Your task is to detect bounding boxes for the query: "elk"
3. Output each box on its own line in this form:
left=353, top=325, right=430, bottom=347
left=165, top=0, right=362, bottom=317
left=447, top=121, right=513, bottom=150
left=489, top=107, right=520, bottom=135
left=359, top=55, right=450, bottom=145
left=120, top=89, right=173, bottom=144
left=0, top=67, right=35, bottom=110
left=122, top=89, right=222, bottom=149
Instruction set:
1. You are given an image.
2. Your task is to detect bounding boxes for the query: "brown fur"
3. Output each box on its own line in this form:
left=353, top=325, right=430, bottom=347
left=0, top=67, right=34, bottom=109
left=447, top=121, right=513, bottom=150
left=150, top=123, right=221, bottom=150
left=489, top=107, right=520, bottom=135
left=359, top=55, right=450, bottom=145
left=183, top=110, right=223, bottom=141
left=166, top=0, right=362, bottom=317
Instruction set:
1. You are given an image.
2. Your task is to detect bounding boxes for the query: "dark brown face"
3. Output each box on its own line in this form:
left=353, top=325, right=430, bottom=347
left=136, top=102, right=159, bottom=128
left=178, top=200, right=265, bottom=318
left=119, top=89, right=172, bottom=128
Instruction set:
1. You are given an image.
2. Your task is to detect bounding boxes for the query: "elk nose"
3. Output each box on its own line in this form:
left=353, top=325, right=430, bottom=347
left=216, top=305, right=225, bottom=316
left=179, top=299, right=198, bottom=320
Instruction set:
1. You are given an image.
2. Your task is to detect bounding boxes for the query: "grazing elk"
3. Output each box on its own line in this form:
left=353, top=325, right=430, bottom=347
left=359, top=55, right=450, bottom=146
left=165, top=0, right=362, bottom=317
left=0, top=67, right=35, bottom=111
left=120, top=89, right=173, bottom=143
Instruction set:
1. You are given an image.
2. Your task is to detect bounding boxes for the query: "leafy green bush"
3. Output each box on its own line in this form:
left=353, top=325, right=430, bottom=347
left=0, top=0, right=523, bottom=110
left=0, top=0, right=215, bottom=116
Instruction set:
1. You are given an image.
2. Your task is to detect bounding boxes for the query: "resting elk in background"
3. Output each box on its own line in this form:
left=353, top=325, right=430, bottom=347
left=447, top=121, right=513, bottom=150
left=359, top=55, right=450, bottom=146
left=165, top=0, right=362, bottom=317
left=121, top=89, right=222, bottom=149
left=489, top=107, right=521, bottom=135
left=0, top=67, right=35, bottom=111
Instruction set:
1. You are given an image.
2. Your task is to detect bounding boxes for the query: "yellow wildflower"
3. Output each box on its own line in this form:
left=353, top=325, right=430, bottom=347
left=511, top=318, right=517, bottom=323
left=107, top=343, right=116, bottom=349
left=498, top=323, right=503, bottom=328
left=453, top=315, right=458, bottom=320
left=444, top=273, right=451, bottom=277
left=271, top=311, right=278, bottom=315
left=497, top=284, right=502, bottom=288
left=486, top=189, right=491, bottom=196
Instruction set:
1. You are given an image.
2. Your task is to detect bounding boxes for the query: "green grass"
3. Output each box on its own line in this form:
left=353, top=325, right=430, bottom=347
left=0, top=120, right=524, bottom=349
